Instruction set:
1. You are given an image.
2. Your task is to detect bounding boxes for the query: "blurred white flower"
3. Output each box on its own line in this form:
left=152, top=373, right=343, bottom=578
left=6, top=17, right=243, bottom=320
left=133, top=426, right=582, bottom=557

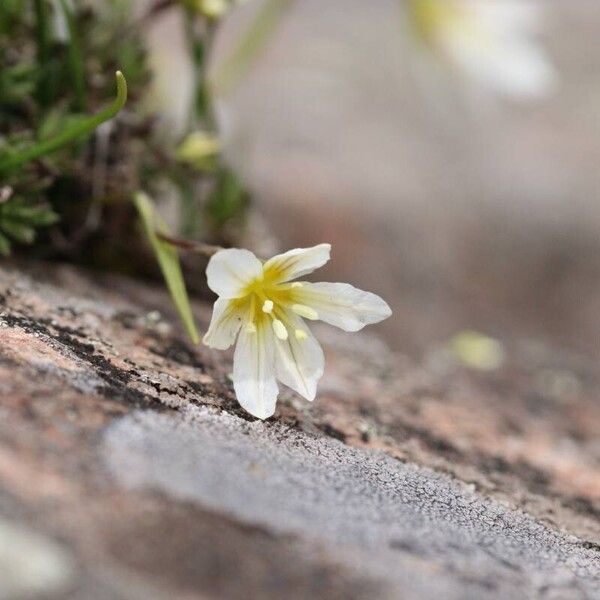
left=408, top=0, right=557, bottom=98
left=204, top=244, right=392, bottom=419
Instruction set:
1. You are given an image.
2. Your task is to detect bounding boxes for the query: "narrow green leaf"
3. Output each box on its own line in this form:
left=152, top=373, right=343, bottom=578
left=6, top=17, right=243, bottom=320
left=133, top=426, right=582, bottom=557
left=0, top=71, right=127, bottom=174
left=58, top=0, right=86, bottom=110
left=0, top=219, right=36, bottom=244
left=134, top=191, right=200, bottom=345
left=0, top=232, right=11, bottom=256
left=8, top=204, right=59, bottom=226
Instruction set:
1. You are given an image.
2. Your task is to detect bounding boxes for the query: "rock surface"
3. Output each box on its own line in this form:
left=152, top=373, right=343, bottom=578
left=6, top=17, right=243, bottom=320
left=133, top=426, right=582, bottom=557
left=0, top=262, right=599, bottom=599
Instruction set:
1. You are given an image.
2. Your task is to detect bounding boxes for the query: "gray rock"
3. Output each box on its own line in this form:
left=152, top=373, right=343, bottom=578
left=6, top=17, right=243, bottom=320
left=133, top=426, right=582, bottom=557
left=104, top=406, right=600, bottom=600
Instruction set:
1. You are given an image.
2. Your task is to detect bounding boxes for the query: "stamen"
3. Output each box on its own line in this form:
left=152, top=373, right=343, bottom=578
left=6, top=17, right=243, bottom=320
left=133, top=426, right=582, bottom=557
left=291, top=304, right=318, bottom=320
left=262, top=299, right=274, bottom=314
left=245, top=321, right=257, bottom=334
left=294, top=328, right=308, bottom=341
left=291, top=282, right=303, bottom=288
left=272, top=319, right=288, bottom=340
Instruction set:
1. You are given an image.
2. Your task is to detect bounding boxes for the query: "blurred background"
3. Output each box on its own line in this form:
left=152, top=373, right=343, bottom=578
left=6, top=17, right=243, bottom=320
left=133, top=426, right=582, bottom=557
left=210, top=0, right=600, bottom=358
left=2, top=3, right=600, bottom=596
left=1, top=0, right=599, bottom=357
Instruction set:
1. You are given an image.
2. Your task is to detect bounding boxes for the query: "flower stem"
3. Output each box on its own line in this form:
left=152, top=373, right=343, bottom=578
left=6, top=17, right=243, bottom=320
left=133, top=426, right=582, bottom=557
left=34, top=0, right=52, bottom=104
left=59, top=0, right=86, bottom=110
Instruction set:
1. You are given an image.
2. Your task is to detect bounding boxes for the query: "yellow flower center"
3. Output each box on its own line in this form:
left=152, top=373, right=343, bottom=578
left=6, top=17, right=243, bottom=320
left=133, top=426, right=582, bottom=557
left=410, top=0, right=464, bottom=40
left=236, top=273, right=316, bottom=340
left=409, top=0, right=491, bottom=50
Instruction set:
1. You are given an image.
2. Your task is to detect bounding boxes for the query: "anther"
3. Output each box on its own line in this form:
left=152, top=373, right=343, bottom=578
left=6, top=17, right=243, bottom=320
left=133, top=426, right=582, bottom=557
left=245, top=321, right=257, bottom=334
left=262, top=299, right=274, bottom=314
left=291, top=304, right=318, bottom=320
left=294, top=329, right=308, bottom=341
left=272, top=319, right=288, bottom=340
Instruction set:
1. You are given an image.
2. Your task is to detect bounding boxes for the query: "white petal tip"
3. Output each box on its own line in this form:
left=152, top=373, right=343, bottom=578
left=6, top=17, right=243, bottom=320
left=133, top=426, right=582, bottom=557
left=381, top=302, right=393, bottom=320
left=202, top=335, right=224, bottom=350
left=245, top=406, right=276, bottom=420
left=303, top=388, right=318, bottom=402
left=317, top=243, right=332, bottom=262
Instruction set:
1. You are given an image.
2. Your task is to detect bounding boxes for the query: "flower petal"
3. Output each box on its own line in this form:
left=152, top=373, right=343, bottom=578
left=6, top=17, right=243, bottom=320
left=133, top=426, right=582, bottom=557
left=203, top=298, right=245, bottom=350
left=274, top=313, right=324, bottom=401
left=232, top=320, right=278, bottom=419
left=445, top=31, right=557, bottom=98
left=295, top=282, right=392, bottom=332
left=206, top=248, right=263, bottom=298
left=429, top=0, right=556, bottom=99
left=470, top=1, right=540, bottom=36
left=262, top=244, right=331, bottom=284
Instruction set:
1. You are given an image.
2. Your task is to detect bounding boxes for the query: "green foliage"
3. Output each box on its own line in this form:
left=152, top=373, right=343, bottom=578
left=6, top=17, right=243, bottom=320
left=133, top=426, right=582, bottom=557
left=0, top=192, right=58, bottom=256
left=58, top=0, right=86, bottom=109
left=0, top=0, right=26, bottom=32
left=0, top=0, right=283, bottom=335
left=0, top=71, right=127, bottom=174
left=206, top=167, right=249, bottom=228
left=0, top=64, right=37, bottom=110
left=0, top=1, right=145, bottom=257
left=0, top=0, right=259, bottom=257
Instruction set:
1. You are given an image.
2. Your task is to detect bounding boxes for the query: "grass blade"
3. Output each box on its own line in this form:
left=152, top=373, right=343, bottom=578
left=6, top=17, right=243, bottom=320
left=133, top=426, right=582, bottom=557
left=134, top=191, right=200, bottom=345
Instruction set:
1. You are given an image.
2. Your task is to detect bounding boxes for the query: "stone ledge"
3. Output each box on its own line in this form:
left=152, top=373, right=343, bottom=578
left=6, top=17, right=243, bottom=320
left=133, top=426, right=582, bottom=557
left=0, top=262, right=598, bottom=599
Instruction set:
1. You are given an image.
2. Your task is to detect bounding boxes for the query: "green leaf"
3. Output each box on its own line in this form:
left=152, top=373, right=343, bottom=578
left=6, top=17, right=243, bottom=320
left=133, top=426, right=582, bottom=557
left=134, top=191, right=200, bottom=345
left=8, top=203, right=59, bottom=226
left=206, top=167, right=249, bottom=227
left=0, top=64, right=37, bottom=104
left=0, top=219, right=36, bottom=244
left=0, top=232, right=11, bottom=256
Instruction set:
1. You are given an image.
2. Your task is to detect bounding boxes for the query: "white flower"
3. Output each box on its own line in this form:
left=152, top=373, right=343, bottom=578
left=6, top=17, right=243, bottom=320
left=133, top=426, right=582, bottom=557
left=203, top=244, right=392, bottom=419
left=408, top=0, right=557, bottom=99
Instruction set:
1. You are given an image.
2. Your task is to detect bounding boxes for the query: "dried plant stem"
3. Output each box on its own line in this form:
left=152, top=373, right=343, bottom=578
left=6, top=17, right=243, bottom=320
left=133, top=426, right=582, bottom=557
left=156, top=232, right=222, bottom=257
